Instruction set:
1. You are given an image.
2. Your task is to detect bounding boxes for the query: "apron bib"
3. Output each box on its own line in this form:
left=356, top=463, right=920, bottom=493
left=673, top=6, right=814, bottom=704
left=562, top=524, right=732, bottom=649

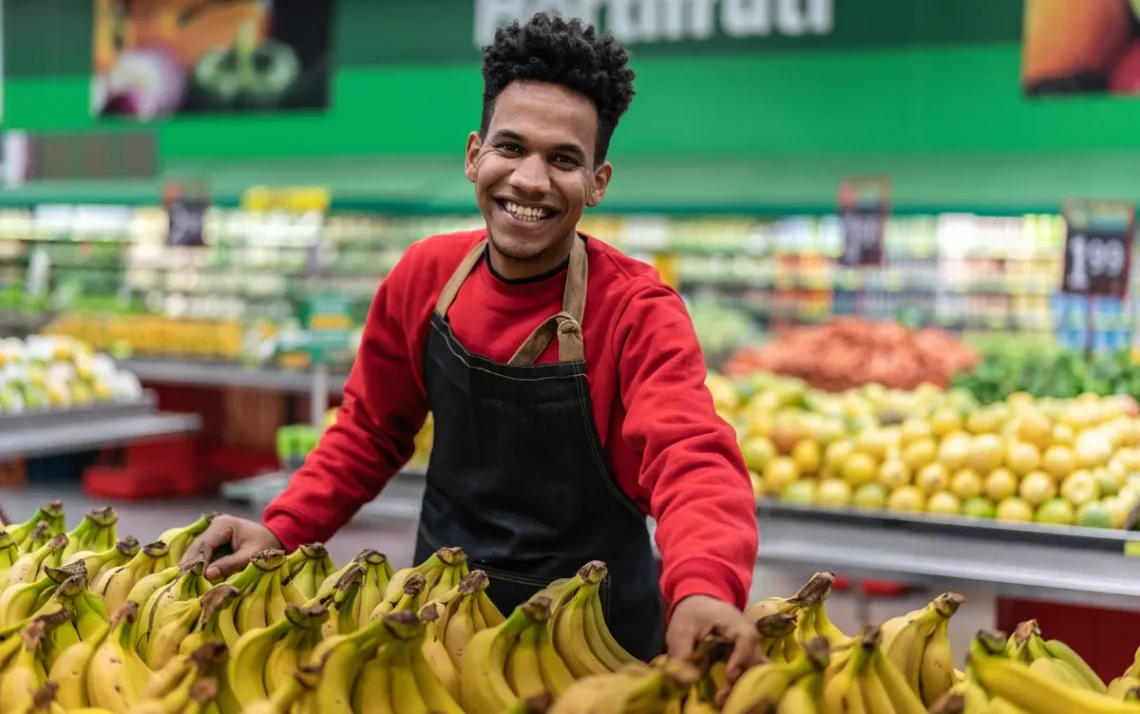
left=414, top=237, right=663, bottom=660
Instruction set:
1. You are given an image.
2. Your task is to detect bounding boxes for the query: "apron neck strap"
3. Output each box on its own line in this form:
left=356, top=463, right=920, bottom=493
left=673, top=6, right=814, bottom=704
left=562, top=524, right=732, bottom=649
left=434, top=236, right=589, bottom=366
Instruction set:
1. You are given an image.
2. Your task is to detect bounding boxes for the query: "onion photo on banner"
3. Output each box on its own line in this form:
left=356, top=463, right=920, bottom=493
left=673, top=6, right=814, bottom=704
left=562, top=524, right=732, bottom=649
left=90, top=0, right=335, bottom=120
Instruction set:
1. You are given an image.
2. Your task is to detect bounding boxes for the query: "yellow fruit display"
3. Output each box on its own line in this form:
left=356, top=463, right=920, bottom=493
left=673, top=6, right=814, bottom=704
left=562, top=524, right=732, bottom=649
left=1019, top=471, right=1058, bottom=507
left=983, top=468, right=1020, bottom=503
left=916, top=463, right=950, bottom=495
left=841, top=452, right=877, bottom=487
left=949, top=469, right=983, bottom=500
left=887, top=485, right=926, bottom=512
left=967, top=434, right=1005, bottom=474
left=878, top=459, right=912, bottom=490
left=764, top=457, right=801, bottom=496
left=1006, top=441, right=1042, bottom=477
left=791, top=439, right=822, bottom=476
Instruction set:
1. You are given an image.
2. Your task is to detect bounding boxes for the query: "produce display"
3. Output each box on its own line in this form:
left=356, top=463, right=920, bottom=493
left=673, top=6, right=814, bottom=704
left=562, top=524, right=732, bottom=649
left=953, top=343, right=1140, bottom=406
left=0, top=505, right=1127, bottom=714
left=709, top=369, right=1140, bottom=529
left=277, top=410, right=434, bottom=472
left=0, top=335, right=143, bottom=414
left=722, top=318, right=980, bottom=392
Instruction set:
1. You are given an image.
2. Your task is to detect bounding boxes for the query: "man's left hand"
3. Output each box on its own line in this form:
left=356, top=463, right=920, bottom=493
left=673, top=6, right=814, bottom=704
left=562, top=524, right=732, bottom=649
left=665, top=594, right=760, bottom=683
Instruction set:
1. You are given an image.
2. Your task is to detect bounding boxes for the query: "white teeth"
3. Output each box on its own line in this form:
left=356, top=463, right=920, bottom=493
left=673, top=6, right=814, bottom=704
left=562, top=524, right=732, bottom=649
left=503, top=201, right=550, bottom=222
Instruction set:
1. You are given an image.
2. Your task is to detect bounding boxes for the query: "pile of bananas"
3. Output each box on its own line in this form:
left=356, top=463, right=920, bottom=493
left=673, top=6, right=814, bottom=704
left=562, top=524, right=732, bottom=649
left=0, top=501, right=1130, bottom=714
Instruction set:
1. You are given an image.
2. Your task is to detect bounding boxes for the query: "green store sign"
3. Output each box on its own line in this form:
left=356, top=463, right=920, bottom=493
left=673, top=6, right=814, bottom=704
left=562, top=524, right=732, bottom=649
left=473, top=0, right=834, bottom=47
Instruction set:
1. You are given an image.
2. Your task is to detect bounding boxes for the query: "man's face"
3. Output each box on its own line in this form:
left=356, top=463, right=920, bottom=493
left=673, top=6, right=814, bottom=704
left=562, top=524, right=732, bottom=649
left=465, top=81, right=612, bottom=264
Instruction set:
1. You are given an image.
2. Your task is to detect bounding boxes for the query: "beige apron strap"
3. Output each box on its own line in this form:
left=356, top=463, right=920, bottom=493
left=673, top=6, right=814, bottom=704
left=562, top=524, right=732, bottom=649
left=434, top=240, right=489, bottom=317
left=507, top=238, right=589, bottom=366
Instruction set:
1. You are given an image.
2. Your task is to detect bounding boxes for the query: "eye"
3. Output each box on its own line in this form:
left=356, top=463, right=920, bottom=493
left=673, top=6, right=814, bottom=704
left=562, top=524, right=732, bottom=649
left=551, top=154, right=580, bottom=166
left=497, top=143, right=523, bottom=154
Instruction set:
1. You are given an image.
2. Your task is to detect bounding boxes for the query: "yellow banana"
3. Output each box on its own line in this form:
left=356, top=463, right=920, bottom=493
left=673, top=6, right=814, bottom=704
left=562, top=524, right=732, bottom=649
left=94, top=541, right=169, bottom=610
left=228, top=617, right=293, bottom=706
left=62, top=507, right=119, bottom=562
left=969, top=632, right=1140, bottom=714
left=263, top=604, right=329, bottom=696
left=238, top=667, right=318, bottom=714
left=778, top=669, right=822, bottom=714
left=0, top=529, right=19, bottom=585
left=548, top=659, right=697, bottom=714
left=154, top=512, right=216, bottom=569
left=48, top=615, right=112, bottom=710
left=419, top=602, right=462, bottom=703
left=721, top=637, right=830, bottom=714
left=443, top=582, right=478, bottom=668
left=389, top=639, right=431, bottom=714
left=352, top=640, right=396, bottom=714
left=507, top=619, right=548, bottom=701
left=8, top=501, right=66, bottom=551
left=551, top=586, right=612, bottom=678
left=87, top=602, right=151, bottom=713
left=462, top=598, right=550, bottom=714
left=579, top=583, right=646, bottom=672
left=745, top=571, right=835, bottom=622
left=284, top=543, right=335, bottom=600
left=1, top=619, right=55, bottom=714
left=1041, top=637, right=1107, bottom=693
left=921, top=616, right=956, bottom=706
left=873, top=646, right=927, bottom=714
left=6, top=532, right=68, bottom=588
left=179, top=583, right=241, bottom=655
left=881, top=592, right=964, bottom=697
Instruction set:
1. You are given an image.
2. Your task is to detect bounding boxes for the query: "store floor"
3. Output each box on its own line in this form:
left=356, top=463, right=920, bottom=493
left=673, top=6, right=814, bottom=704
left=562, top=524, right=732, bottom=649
left=0, top=483, right=993, bottom=666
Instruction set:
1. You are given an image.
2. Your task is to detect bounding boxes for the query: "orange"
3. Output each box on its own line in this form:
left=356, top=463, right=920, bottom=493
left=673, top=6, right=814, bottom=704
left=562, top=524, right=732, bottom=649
left=1022, top=0, right=1132, bottom=86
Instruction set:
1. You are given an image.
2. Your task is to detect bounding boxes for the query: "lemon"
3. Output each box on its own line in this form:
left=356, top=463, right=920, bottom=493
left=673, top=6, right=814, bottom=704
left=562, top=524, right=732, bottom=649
left=983, top=468, right=1019, bottom=502
left=1074, top=429, right=1113, bottom=470
left=852, top=482, right=889, bottom=510
left=816, top=479, right=853, bottom=509
left=930, top=408, right=963, bottom=437
left=916, top=462, right=950, bottom=495
left=780, top=479, right=816, bottom=506
left=1100, top=496, right=1130, bottom=529
left=1005, top=441, right=1041, bottom=477
left=1052, top=423, right=1075, bottom=447
left=927, top=491, right=962, bottom=516
left=763, top=457, right=800, bottom=497
left=823, top=440, right=854, bottom=473
left=887, top=485, right=926, bottom=513
left=1041, top=445, right=1076, bottom=480
left=1018, top=471, right=1057, bottom=507
left=1077, top=500, right=1116, bottom=529
left=878, top=459, right=912, bottom=490
left=995, top=496, right=1034, bottom=522
left=967, top=434, right=1004, bottom=474
left=749, top=470, right=765, bottom=499
left=1059, top=470, right=1099, bottom=507
left=949, top=468, right=983, bottom=500
left=962, top=496, right=997, bottom=519
left=902, top=438, right=937, bottom=472
left=741, top=436, right=776, bottom=473
left=900, top=418, right=933, bottom=446
left=1016, top=410, right=1054, bottom=449
left=966, top=408, right=1003, bottom=435
left=855, top=429, right=894, bottom=461
left=1006, top=392, right=1034, bottom=410
left=841, top=452, right=878, bottom=488
left=791, top=439, right=822, bottom=476
left=937, top=434, right=970, bottom=473
left=1035, top=498, right=1074, bottom=527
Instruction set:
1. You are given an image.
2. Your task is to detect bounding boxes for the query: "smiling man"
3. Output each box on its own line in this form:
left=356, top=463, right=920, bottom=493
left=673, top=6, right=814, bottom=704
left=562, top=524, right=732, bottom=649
left=190, top=11, right=760, bottom=675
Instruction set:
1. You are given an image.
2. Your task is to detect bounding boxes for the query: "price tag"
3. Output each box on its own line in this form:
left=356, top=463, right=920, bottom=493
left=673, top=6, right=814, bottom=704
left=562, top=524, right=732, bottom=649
left=837, top=178, right=890, bottom=267
left=1061, top=199, right=1134, bottom=298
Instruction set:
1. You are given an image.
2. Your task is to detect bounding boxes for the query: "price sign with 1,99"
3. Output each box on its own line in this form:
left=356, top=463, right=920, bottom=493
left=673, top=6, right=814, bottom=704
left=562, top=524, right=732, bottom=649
left=1061, top=200, right=1135, bottom=298
left=837, top=178, right=890, bottom=267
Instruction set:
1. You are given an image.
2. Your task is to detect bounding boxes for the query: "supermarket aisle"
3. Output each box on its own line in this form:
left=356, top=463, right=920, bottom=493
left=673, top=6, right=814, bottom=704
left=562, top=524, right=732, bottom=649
left=0, top=484, right=992, bottom=666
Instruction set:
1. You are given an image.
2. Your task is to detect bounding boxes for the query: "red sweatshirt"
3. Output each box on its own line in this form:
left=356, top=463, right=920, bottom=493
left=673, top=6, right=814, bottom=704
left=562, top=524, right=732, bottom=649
left=263, top=230, right=758, bottom=611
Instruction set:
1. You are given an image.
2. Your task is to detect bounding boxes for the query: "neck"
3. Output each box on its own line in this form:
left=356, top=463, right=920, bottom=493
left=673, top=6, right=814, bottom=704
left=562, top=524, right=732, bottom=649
left=487, top=235, right=576, bottom=281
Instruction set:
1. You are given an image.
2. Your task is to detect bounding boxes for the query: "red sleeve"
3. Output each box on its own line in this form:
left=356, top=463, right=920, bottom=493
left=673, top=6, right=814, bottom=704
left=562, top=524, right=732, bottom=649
left=262, top=244, right=431, bottom=550
left=614, top=281, right=757, bottom=614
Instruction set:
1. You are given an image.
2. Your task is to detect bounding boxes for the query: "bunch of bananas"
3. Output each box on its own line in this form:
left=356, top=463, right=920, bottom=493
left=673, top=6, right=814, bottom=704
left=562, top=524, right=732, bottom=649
left=0, top=501, right=1124, bottom=714
left=931, top=628, right=1136, bottom=713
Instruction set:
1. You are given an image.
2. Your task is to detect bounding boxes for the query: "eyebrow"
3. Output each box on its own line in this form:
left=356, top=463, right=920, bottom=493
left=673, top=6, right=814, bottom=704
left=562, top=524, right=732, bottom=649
left=491, top=130, right=587, bottom=159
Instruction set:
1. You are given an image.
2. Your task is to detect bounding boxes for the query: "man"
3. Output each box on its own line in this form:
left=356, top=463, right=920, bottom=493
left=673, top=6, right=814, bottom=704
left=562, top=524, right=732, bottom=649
left=192, top=11, right=759, bottom=678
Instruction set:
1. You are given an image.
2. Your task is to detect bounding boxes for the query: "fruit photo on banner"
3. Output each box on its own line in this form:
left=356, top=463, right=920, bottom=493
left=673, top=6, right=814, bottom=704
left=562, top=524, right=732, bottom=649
left=1022, top=0, right=1140, bottom=95
left=91, top=0, right=335, bottom=120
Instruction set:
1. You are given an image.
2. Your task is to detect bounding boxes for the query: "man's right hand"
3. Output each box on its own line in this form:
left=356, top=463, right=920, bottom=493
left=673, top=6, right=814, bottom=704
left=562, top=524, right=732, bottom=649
left=187, top=514, right=283, bottom=580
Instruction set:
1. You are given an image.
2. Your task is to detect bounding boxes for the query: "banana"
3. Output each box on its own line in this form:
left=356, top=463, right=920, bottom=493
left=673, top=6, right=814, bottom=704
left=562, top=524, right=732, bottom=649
left=65, top=536, right=140, bottom=585
left=87, top=602, right=152, bottom=713
left=228, top=617, right=292, bottom=706
left=382, top=547, right=466, bottom=609
left=551, top=585, right=611, bottom=678
left=0, top=529, right=20, bottom=585
left=62, top=507, right=119, bottom=562
left=306, top=612, right=396, bottom=714
left=265, top=604, right=328, bottom=695
left=921, top=616, right=957, bottom=706
left=9, top=502, right=66, bottom=552
left=969, top=632, right=1140, bottom=714
left=442, top=571, right=487, bottom=668
left=352, top=637, right=396, bottom=714
left=377, top=611, right=465, bottom=714
left=179, top=584, right=241, bottom=655
left=0, top=575, right=61, bottom=628
left=6, top=533, right=68, bottom=588
left=745, top=571, right=835, bottom=622
left=821, top=630, right=869, bottom=714
left=534, top=614, right=577, bottom=698
left=319, top=564, right=366, bottom=636
left=419, top=601, right=462, bottom=703
left=579, top=582, right=647, bottom=672
left=548, top=658, right=698, bottom=714
left=314, top=549, right=392, bottom=603
left=227, top=549, right=303, bottom=634
left=462, top=598, right=550, bottom=714
left=94, top=541, right=170, bottom=611
left=508, top=625, right=550, bottom=702
left=778, top=669, right=822, bottom=714
left=756, top=611, right=799, bottom=661
left=880, top=591, right=965, bottom=697
left=135, top=557, right=213, bottom=662
left=239, top=667, right=319, bottom=714
left=1041, top=637, right=1108, bottom=693
left=0, top=619, right=54, bottom=714
left=155, top=513, right=217, bottom=570
left=48, top=611, right=114, bottom=710
left=284, top=543, right=335, bottom=600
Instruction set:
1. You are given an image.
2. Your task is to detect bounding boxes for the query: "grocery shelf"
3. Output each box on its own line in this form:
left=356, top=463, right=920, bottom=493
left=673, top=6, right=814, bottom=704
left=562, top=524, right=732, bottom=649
left=120, top=359, right=349, bottom=394
left=754, top=500, right=1140, bottom=612
left=0, top=396, right=201, bottom=459
left=222, top=466, right=427, bottom=521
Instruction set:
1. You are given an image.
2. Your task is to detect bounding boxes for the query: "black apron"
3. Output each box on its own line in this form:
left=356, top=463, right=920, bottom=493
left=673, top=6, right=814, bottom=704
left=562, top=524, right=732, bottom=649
left=414, top=237, right=663, bottom=660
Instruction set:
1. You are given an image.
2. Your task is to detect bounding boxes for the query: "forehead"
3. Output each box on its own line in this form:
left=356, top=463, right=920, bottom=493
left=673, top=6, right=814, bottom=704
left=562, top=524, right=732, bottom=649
left=488, top=80, right=598, bottom=150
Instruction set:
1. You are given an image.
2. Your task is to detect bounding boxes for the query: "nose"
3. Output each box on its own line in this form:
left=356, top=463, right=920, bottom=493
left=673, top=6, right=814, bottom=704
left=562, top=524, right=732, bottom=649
left=508, top=154, right=551, bottom=195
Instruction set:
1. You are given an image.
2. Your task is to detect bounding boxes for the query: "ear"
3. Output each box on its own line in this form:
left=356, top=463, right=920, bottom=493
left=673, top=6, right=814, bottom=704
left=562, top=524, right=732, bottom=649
left=464, top=132, right=483, bottom=184
left=586, top=161, right=613, bottom=208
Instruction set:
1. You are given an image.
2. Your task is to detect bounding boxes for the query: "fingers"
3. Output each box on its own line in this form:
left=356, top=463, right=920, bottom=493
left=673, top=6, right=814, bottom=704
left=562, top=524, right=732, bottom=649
left=665, top=617, right=699, bottom=663
left=186, top=516, right=236, bottom=576
left=206, top=550, right=253, bottom=580
left=723, top=621, right=761, bottom=683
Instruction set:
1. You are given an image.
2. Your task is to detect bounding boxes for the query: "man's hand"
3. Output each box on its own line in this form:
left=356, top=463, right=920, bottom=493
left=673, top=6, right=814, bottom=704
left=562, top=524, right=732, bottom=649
left=666, top=594, right=760, bottom=683
left=186, top=514, right=283, bottom=580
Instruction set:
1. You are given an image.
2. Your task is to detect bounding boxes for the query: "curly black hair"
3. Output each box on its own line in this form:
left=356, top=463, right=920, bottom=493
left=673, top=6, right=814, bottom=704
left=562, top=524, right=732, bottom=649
left=479, top=12, right=636, bottom=166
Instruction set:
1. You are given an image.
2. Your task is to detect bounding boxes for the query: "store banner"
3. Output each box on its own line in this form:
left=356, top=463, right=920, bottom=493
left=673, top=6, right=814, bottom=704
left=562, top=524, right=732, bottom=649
left=91, top=0, right=335, bottom=120
left=1022, top=0, right=1140, bottom=96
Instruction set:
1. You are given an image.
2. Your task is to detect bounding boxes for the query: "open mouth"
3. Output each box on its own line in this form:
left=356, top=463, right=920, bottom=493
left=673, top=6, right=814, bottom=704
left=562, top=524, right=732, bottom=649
left=497, top=199, right=556, bottom=224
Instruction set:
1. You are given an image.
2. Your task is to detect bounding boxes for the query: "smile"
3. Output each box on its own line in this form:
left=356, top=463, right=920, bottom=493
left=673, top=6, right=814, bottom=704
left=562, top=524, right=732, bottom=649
left=497, top=199, right=555, bottom=223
